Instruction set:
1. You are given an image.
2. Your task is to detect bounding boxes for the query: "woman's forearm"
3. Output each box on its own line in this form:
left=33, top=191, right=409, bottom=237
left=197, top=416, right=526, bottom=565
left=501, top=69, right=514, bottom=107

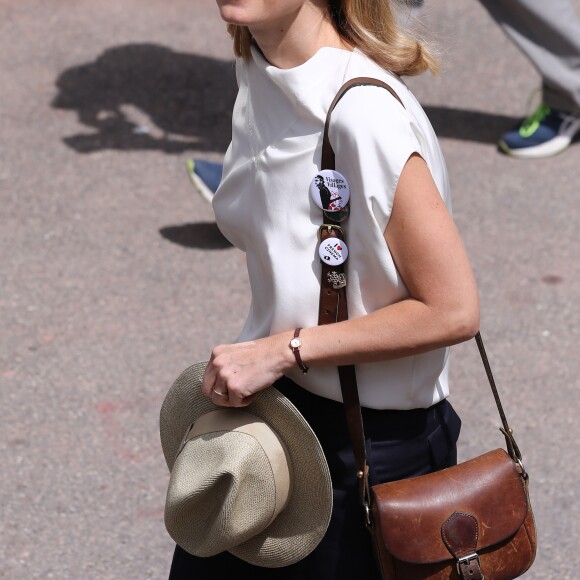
left=288, top=294, right=479, bottom=370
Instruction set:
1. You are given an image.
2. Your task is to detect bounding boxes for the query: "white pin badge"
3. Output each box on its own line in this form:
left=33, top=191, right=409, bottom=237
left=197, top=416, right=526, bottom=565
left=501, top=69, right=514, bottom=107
left=310, top=170, right=350, bottom=213
left=319, top=237, right=349, bottom=266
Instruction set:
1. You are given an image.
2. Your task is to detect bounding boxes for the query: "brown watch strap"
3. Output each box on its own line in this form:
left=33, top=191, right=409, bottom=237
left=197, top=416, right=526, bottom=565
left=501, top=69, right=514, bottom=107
left=290, top=327, right=309, bottom=374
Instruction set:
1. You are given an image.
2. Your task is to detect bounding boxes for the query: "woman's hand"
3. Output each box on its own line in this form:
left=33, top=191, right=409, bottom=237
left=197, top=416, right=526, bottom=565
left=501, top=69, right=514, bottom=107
left=202, top=331, right=295, bottom=407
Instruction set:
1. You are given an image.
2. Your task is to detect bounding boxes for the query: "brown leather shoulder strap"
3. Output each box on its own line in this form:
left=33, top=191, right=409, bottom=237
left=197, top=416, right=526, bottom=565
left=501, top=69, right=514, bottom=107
left=322, top=77, right=404, bottom=170
left=318, top=78, right=526, bottom=506
left=318, top=77, right=406, bottom=497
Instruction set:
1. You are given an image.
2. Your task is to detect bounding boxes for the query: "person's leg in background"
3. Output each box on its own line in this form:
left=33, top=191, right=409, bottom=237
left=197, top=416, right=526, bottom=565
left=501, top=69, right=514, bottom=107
left=478, top=0, right=580, bottom=158
left=186, top=158, right=223, bottom=203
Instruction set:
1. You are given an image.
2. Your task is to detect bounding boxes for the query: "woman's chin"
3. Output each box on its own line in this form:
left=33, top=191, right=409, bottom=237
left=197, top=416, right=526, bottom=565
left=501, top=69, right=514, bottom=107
left=218, top=6, right=255, bottom=26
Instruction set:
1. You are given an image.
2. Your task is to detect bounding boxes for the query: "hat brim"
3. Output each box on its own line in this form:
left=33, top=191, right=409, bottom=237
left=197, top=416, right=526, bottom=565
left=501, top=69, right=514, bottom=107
left=160, top=362, right=333, bottom=568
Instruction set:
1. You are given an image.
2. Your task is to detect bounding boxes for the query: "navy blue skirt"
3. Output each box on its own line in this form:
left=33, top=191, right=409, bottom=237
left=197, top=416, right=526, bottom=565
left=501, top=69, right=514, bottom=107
left=169, top=375, right=461, bottom=580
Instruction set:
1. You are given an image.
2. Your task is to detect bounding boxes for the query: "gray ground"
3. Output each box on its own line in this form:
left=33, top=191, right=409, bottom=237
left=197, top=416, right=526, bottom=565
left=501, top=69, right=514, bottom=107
left=1, top=0, right=579, bottom=577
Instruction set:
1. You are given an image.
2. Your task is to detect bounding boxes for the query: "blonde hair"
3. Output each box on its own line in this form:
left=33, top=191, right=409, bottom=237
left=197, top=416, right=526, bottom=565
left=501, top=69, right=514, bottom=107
left=227, top=0, right=439, bottom=76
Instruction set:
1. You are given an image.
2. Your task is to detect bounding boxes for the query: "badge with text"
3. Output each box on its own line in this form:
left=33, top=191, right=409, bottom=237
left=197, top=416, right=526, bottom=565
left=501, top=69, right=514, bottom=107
left=310, top=170, right=350, bottom=213
left=319, top=237, right=349, bottom=266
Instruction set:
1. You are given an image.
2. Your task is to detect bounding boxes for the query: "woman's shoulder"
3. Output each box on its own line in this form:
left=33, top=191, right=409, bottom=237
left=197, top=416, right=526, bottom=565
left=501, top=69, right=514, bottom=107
left=329, top=82, right=419, bottom=154
left=330, top=51, right=436, bottom=153
left=343, top=50, right=410, bottom=97
left=332, top=52, right=413, bottom=122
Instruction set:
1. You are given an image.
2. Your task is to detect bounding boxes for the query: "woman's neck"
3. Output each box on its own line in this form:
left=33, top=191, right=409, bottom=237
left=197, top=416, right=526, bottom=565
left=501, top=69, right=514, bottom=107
left=249, top=4, right=349, bottom=69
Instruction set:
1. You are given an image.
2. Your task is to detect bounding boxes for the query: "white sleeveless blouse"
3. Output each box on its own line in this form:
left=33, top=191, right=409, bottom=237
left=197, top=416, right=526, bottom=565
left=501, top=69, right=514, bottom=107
left=213, top=46, right=452, bottom=410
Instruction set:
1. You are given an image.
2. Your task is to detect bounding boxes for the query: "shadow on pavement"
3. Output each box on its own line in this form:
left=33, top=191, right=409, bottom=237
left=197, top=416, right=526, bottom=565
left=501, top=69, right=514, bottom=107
left=424, top=106, right=518, bottom=144
left=52, top=42, right=520, bottom=154
left=160, top=222, right=233, bottom=250
left=52, top=43, right=237, bottom=154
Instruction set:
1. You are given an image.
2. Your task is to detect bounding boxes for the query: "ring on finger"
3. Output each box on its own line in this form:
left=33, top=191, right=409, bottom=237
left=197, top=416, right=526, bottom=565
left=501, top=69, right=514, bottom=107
left=213, top=388, right=229, bottom=397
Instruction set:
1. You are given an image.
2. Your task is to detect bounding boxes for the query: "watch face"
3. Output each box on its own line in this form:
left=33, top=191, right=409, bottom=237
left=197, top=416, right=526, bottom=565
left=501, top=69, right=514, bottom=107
left=290, top=338, right=301, bottom=349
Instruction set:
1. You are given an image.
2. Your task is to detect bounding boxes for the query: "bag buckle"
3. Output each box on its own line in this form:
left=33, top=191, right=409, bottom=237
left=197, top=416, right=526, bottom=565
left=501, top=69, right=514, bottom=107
left=318, top=223, right=344, bottom=241
left=456, top=553, right=484, bottom=579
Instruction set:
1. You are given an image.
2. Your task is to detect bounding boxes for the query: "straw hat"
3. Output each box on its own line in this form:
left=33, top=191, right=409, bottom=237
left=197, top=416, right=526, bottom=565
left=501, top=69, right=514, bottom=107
left=160, top=362, right=333, bottom=568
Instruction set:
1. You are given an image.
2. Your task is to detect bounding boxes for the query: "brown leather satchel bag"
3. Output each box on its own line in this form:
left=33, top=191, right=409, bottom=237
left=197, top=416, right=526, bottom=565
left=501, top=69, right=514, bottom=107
left=317, top=78, right=537, bottom=579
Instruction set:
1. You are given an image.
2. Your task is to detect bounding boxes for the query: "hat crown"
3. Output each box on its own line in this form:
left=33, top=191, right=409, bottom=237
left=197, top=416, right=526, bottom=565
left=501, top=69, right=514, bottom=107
left=165, top=410, right=293, bottom=557
left=160, top=362, right=332, bottom=567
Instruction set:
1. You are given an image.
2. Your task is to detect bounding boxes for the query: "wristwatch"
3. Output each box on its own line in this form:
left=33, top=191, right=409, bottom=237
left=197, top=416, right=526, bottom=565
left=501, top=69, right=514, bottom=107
left=289, top=327, right=309, bottom=374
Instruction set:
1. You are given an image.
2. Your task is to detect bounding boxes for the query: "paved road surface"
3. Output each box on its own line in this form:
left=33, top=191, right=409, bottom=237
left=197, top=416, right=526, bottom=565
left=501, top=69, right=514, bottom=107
left=1, top=0, right=579, bottom=577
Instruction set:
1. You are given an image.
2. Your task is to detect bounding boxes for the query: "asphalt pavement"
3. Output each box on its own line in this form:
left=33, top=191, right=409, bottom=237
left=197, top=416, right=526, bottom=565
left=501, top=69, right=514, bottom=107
left=1, top=0, right=579, bottom=578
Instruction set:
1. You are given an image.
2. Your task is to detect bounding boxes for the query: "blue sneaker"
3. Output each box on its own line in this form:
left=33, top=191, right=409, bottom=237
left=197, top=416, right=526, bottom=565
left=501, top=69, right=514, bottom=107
left=499, top=103, right=580, bottom=159
left=186, top=159, right=223, bottom=203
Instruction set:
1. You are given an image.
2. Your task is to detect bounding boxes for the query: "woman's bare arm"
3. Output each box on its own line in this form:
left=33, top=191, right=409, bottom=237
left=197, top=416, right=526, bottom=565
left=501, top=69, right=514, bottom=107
left=203, top=154, right=479, bottom=406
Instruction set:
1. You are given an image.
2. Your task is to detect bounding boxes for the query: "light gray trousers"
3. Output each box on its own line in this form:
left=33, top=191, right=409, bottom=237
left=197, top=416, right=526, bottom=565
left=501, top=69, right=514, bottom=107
left=477, top=0, right=580, bottom=114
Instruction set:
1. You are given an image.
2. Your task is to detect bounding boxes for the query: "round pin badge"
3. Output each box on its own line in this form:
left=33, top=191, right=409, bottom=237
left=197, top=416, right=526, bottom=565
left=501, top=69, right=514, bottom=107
left=310, top=170, right=350, bottom=213
left=319, top=237, right=349, bottom=266
left=324, top=205, right=350, bottom=223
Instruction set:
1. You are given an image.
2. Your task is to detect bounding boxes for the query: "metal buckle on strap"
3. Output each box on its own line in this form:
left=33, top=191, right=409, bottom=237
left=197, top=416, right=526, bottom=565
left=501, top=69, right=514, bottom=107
left=363, top=501, right=372, bottom=528
left=516, top=457, right=529, bottom=480
left=318, top=223, right=343, bottom=241
left=360, top=464, right=373, bottom=529
left=456, top=553, right=483, bottom=579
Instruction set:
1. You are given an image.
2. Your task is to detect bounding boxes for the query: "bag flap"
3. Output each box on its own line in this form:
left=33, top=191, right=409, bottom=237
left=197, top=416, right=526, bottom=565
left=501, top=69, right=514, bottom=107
left=371, top=449, right=528, bottom=564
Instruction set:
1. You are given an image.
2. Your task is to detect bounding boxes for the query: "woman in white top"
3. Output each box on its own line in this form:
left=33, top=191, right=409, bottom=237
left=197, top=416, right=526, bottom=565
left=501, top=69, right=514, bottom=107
left=170, top=0, right=480, bottom=578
